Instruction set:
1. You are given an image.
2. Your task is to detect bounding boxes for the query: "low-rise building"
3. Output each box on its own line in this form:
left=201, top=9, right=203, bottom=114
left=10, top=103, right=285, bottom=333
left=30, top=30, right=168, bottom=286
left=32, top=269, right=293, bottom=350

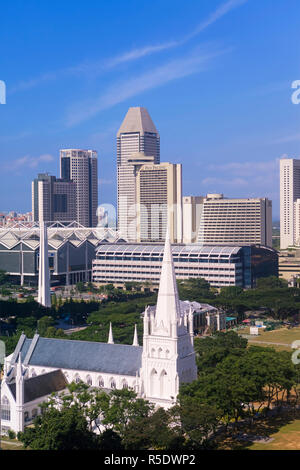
left=92, top=243, right=278, bottom=289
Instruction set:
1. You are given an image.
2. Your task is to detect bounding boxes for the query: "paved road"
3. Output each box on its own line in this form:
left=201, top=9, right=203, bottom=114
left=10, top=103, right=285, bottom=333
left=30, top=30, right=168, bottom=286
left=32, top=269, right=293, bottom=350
left=247, top=339, right=291, bottom=347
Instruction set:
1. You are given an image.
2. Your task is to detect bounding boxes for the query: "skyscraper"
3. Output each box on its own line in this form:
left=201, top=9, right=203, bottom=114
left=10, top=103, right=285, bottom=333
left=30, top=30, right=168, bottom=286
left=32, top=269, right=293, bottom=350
left=196, top=194, right=272, bottom=247
left=136, top=162, right=182, bottom=243
left=280, top=157, right=300, bottom=249
left=182, top=196, right=204, bottom=244
left=117, top=107, right=160, bottom=241
left=32, top=173, right=76, bottom=223
left=60, top=149, right=98, bottom=227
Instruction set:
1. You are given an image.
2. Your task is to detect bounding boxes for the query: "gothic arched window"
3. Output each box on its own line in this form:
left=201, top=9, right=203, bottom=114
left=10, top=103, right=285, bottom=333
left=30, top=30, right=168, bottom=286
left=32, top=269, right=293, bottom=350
left=160, top=370, right=168, bottom=398
left=86, top=375, right=92, bottom=386
left=98, top=376, right=104, bottom=388
left=122, top=379, right=128, bottom=389
left=74, top=374, right=81, bottom=384
left=1, top=396, right=10, bottom=421
left=110, top=378, right=116, bottom=389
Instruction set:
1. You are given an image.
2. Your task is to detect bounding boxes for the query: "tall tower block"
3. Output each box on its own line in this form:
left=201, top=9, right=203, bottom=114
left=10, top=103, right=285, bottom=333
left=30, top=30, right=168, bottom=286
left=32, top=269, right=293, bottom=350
left=117, top=107, right=160, bottom=241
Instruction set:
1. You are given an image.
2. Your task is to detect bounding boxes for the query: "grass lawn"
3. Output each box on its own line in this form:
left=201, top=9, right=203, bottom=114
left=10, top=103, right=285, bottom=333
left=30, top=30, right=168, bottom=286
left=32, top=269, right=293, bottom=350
left=240, top=326, right=300, bottom=350
left=216, top=411, right=300, bottom=450
left=0, top=439, right=24, bottom=450
left=250, top=419, right=300, bottom=450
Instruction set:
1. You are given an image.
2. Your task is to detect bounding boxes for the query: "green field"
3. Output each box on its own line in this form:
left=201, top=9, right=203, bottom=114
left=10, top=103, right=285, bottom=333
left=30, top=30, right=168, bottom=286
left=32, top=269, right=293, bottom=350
left=0, top=439, right=24, bottom=450
left=250, top=419, right=300, bottom=450
left=240, top=326, right=300, bottom=350
left=216, top=412, right=300, bottom=451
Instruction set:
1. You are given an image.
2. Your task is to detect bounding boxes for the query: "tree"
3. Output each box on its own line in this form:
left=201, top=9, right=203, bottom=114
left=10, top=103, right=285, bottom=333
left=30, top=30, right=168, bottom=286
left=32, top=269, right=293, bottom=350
left=171, top=397, right=219, bottom=449
left=194, top=331, right=247, bottom=373
left=256, top=276, right=288, bottom=289
left=101, top=388, right=153, bottom=438
left=18, top=406, right=97, bottom=450
left=76, top=282, right=85, bottom=293
left=0, top=269, right=8, bottom=285
left=122, top=407, right=179, bottom=450
left=37, top=316, right=55, bottom=335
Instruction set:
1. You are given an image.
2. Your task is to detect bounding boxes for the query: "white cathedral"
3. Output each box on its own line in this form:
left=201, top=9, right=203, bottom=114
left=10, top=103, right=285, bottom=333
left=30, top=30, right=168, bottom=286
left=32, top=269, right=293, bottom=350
left=0, top=226, right=197, bottom=434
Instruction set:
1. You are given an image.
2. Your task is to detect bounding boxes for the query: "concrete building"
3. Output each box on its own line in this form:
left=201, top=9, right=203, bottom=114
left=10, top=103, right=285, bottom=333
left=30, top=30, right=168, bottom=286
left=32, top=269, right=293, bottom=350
left=280, top=158, right=300, bottom=249
left=197, top=194, right=272, bottom=247
left=0, top=221, right=121, bottom=286
left=92, top=243, right=278, bottom=289
left=1, top=229, right=198, bottom=433
left=117, top=107, right=160, bottom=241
left=32, top=174, right=76, bottom=223
left=136, top=162, right=182, bottom=243
left=60, top=149, right=98, bottom=227
left=278, top=248, right=300, bottom=282
left=182, top=196, right=204, bottom=244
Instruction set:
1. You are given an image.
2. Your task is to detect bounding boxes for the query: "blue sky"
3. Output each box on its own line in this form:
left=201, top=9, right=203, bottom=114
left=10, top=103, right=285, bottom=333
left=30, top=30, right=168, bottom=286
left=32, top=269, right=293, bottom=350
left=1, top=0, right=300, bottom=219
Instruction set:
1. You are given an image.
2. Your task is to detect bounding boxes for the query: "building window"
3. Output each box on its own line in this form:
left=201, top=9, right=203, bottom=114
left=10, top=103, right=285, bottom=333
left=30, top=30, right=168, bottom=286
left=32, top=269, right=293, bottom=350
left=110, top=378, right=116, bottom=389
left=86, top=375, right=92, bottom=386
left=1, top=396, right=10, bottom=421
left=98, top=376, right=104, bottom=388
left=74, top=374, right=81, bottom=384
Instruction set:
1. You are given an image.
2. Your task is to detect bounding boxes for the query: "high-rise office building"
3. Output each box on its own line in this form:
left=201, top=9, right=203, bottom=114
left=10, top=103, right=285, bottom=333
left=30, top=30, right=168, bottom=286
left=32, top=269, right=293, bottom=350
left=117, top=107, right=160, bottom=241
left=60, top=149, right=98, bottom=227
left=280, top=158, right=300, bottom=249
left=32, top=173, right=76, bottom=223
left=197, top=194, right=272, bottom=247
left=182, top=196, right=204, bottom=244
left=136, top=162, right=182, bottom=243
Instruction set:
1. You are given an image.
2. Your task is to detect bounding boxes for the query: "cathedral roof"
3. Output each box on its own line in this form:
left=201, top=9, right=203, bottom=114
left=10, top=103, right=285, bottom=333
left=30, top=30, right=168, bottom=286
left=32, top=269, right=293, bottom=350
left=8, top=369, right=67, bottom=403
left=14, top=335, right=142, bottom=377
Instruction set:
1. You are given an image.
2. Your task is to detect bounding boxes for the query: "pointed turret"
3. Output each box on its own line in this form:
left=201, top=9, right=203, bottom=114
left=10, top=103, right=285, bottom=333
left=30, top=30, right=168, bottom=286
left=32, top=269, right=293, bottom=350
left=38, top=222, right=51, bottom=308
left=16, top=353, right=23, bottom=379
left=15, top=353, right=25, bottom=432
left=154, top=226, right=181, bottom=332
left=132, top=324, right=139, bottom=346
left=107, top=322, right=114, bottom=344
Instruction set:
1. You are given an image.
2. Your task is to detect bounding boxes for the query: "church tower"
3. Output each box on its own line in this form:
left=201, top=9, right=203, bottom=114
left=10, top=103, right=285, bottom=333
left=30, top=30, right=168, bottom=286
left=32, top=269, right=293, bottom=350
left=140, top=228, right=197, bottom=408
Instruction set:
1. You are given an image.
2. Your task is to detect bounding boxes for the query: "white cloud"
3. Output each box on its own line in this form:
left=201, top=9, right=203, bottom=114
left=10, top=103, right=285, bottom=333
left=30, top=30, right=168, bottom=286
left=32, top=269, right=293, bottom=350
left=200, top=158, right=280, bottom=203
left=66, top=46, right=229, bottom=126
left=272, top=133, right=300, bottom=144
left=4, top=154, right=54, bottom=171
left=10, top=0, right=247, bottom=94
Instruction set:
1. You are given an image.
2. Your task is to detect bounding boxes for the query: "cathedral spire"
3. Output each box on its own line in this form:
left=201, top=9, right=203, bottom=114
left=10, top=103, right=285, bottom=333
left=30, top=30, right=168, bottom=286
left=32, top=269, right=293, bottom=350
left=132, top=324, right=139, bottom=346
left=38, top=222, right=51, bottom=308
left=155, top=225, right=180, bottom=331
left=107, top=322, right=114, bottom=344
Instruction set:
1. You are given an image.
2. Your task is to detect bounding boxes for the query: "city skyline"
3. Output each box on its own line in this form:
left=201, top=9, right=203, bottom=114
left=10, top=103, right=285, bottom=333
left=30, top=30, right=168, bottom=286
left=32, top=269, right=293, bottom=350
left=1, top=0, right=300, bottom=218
